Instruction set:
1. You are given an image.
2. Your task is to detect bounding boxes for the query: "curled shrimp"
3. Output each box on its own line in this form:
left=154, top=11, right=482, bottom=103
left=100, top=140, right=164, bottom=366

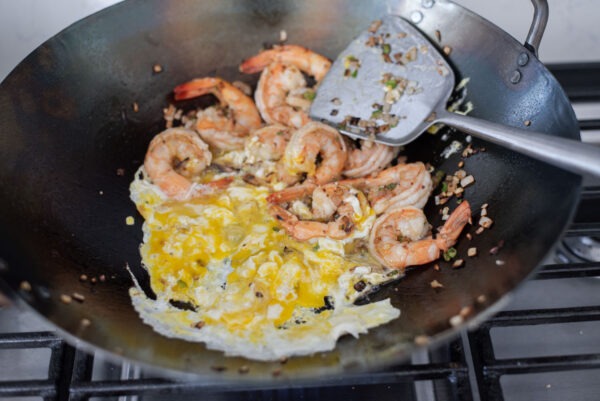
left=243, top=125, right=298, bottom=186
left=368, top=201, right=471, bottom=270
left=267, top=182, right=345, bottom=220
left=268, top=182, right=369, bottom=241
left=173, top=77, right=261, bottom=151
left=144, top=128, right=231, bottom=201
left=282, top=121, right=347, bottom=185
left=245, top=124, right=292, bottom=163
left=240, top=45, right=331, bottom=127
left=342, top=138, right=401, bottom=178
left=342, top=162, right=432, bottom=214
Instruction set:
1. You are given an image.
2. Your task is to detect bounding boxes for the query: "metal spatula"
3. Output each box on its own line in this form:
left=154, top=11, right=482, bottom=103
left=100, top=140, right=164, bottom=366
left=310, top=15, right=600, bottom=177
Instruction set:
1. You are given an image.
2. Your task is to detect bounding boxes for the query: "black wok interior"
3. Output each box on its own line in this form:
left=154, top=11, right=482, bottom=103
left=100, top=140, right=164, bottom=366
left=0, top=0, right=581, bottom=380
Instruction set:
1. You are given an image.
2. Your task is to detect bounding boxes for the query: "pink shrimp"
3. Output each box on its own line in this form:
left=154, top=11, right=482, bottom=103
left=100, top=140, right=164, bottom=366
left=341, top=162, right=432, bottom=214
left=368, top=201, right=471, bottom=270
left=239, top=45, right=331, bottom=127
left=267, top=182, right=369, bottom=241
left=173, top=77, right=261, bottom=151
left=144, top=128, right=231, bottom=200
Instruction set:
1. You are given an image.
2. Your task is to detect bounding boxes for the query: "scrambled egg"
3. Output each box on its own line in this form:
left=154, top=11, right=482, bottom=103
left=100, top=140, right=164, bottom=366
left=129, top=167, right=401, bottom=360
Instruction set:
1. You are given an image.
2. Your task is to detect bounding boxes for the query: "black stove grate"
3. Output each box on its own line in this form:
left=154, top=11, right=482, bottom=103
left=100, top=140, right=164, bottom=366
left=0, top=333, right=473, bottom=401
left=0, top=63, right=599, bottom=401
left=0, top=261, right=598, bottom=401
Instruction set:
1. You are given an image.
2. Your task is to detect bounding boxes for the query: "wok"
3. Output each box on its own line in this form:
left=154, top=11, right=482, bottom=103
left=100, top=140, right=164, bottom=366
left=0, top=0, right=581, bottom=380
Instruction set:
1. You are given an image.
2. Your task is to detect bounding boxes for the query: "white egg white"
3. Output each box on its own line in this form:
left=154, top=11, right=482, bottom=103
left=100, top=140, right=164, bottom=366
left=128, top=167, right=401, bottom=361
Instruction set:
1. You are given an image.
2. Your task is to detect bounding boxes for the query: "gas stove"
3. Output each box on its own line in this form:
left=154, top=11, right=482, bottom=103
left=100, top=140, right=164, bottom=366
left=1, top=2, right=599, bottom=401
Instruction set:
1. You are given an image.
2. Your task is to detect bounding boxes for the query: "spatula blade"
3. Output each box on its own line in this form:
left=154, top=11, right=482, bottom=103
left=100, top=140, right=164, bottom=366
left=310, top=15, right=455, bottom=145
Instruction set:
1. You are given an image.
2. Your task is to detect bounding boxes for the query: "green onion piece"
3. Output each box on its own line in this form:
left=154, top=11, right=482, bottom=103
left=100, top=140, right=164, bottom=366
left=382, top=43, right=391, bottom=54
left=443, top=247, right=457, bottom=262
left=385, top=79, right=397, bottom=89
left=303, top=90, right=316, bottom=101
left=384, top=183, right=398, bottom=191
left=432, top=170, right=445, bottom=187
left=371, top=109, right=383, bottom=119
left=177, top=280, right=188, bottom=289
left=272, top=227, right=281, bottom=232
left=351, top=69, right=358, bottom=78
left=313, top=244, right=320, bottom=251
left=441, top=182, right=448, bottom=193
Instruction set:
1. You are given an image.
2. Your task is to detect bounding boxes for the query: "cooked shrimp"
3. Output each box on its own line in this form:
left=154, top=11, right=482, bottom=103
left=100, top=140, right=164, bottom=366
left=267, top=182, right=347, bottom=220
left=173, top=77, right=261, bottom=151
left=245, top=125, right=292, bottom=163
left=240, top=45, right=331, bottom=127
left=241, top=125, right=299, bottom=186
left=369, top=201, right=471, bottom=270
left=268, top=182, right=369, bottom=241
left=144, top=128, right=231, bottom=200
left=282, top=122, right=347, bottom=185
left=342, top=162, right=432, bottom=214
left=342, top=138, right=401, bottom=178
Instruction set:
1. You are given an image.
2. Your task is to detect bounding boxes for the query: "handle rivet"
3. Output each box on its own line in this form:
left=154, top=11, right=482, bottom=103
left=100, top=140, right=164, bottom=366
left=410, top=10, right=424, bottom=23
left=422, top=0, right=435, bottom=8
left=518, top=52, right=530, bottom=67
left=510, top=70, right=522, bottom=84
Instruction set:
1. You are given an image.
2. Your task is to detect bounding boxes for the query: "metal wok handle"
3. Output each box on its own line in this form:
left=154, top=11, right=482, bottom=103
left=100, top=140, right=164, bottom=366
left=436, top=110, right=600, bottom=178
left=524, top=0, right=549, bottom=55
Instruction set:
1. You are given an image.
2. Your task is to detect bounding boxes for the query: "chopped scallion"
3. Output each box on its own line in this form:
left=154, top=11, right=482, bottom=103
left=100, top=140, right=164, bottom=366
left=443, top=247, right=457, bottom=262
left=303, top=90, right=316, bottom=101
left=385, top=79, right=397, bottom=89
left=371, top=109, right=383, bottom=119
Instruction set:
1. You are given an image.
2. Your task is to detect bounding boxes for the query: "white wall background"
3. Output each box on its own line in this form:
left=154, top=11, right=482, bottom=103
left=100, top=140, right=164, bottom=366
left=455, top=0, right=600, bottom=63
left=0, top=0, right=599, bottom=81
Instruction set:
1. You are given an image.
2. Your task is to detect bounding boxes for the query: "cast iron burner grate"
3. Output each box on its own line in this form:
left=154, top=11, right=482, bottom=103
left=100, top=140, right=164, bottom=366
left=0, top=63, right=599, bottom=401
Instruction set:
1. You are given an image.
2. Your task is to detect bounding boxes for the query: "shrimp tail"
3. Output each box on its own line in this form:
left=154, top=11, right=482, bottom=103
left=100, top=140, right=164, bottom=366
left=266, top=183, right=317, bottom=204
left=207, top=176, right=235, bottom=189
left=436, top=201, right=472, bottom=250
left=239, top=53, right=272, bottom=74
left=268, top=203, right=300, bottom=231
left=239, top=45, right=295, bottom=74
left=187, top=177, right=234, bottom=199
left=240, top=45, right=331, bottom=80
left=173, top=77, right=222, bottom=101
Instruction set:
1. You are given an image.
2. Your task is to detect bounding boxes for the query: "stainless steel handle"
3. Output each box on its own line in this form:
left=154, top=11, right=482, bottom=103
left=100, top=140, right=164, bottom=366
left=524, top=0, right=549, bottom=55
left=437, top=110, right=600, bottom=178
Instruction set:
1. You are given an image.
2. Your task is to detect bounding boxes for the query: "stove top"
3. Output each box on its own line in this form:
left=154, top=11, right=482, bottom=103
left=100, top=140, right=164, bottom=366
left=0, top=62, right=598, bottom=401
left=0, top=2, right=599, bottom=400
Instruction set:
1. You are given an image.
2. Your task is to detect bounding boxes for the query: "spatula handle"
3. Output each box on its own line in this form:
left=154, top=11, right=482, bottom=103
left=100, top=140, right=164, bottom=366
left=437, top=111, right=600, bottom=177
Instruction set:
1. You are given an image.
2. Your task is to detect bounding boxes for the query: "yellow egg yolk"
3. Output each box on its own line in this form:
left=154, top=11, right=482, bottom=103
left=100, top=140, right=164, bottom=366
left=135, top=178, right=376, bottom=338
